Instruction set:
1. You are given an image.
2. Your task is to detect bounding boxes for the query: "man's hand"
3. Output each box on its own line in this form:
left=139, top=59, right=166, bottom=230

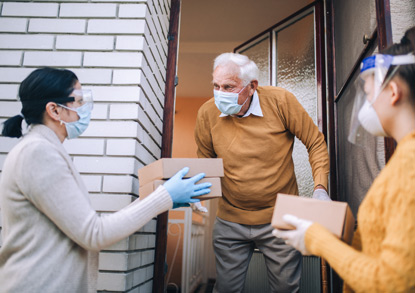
left=272, top=214, right=313, bottom=255
left=312, top=187, right=331, bottom=201
left=191, top=202, right=208, bottom=213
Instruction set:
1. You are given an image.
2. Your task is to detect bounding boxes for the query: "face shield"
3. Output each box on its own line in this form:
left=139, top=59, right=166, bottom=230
left=348, top=54, right=415, bottom=145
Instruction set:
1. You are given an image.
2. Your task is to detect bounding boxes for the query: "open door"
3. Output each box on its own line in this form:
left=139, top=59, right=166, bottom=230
left=234, top=2, right=327, bottom=292
left=235, top=2, right=327, bottom=198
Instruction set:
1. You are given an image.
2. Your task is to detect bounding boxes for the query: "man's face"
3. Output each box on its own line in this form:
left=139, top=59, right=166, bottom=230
left=212, top=65, right=249, bottom=106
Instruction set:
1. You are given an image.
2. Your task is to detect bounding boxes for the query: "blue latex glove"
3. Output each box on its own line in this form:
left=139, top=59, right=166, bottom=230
left=163, top=167, right=211, bottom=204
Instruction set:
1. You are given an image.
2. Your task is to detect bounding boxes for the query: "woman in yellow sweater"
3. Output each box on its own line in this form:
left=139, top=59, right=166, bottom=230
left=273, top=27, right=415, bottom=292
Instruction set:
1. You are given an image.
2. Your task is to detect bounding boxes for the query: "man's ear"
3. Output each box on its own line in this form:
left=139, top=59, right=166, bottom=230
left=45, top=102, right=61, bottom=122
left=388, top=80, right=402, bottom=106
left=249, top=80, right=259, bottom=95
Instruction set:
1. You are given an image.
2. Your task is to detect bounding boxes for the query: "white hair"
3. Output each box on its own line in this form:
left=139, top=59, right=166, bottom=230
left=213, top=52, right=259, bottom=85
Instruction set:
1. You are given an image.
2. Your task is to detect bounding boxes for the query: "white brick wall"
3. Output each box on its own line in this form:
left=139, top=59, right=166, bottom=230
left=60, top=3, right=117, bottom=18
left=0, top=34, right=55, bottom=49
left=0, top=0, right=171, bottom=292
left=29, top=19, right=87, bottom=33
left=56, top=35, right=114, bottom=51
left=0, top=18, right=27, bottom=32
left=2, top=3, right=59, bottom=17
left=88, top=19, right=146, bottom=34
left=0, top=51, right=22, bottom=66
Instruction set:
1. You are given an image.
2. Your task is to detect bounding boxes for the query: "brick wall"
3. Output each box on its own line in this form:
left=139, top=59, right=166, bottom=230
left=0, top=0, right=171, bottom=292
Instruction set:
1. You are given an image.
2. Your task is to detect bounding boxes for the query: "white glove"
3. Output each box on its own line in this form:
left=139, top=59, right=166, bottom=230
left=191, top=202, right=208, bottom=213
left=272, top=214, right=313, bottom=255
left=312, top=188, right=331, bottom=201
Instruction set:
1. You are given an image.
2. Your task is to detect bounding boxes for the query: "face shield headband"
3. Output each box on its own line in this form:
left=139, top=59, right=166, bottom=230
left=348, top=53, right=415, bottom=145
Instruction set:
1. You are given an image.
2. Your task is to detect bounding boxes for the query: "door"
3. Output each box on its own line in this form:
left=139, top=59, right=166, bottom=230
left=235, top=2, right=326, bottom=198
left=326, top=0, right=393, bottom=291
left=234, top=2, right=327, bottom=292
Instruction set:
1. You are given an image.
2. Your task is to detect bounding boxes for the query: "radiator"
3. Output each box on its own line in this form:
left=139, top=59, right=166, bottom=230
left=244, top=250, right=321, bottom=293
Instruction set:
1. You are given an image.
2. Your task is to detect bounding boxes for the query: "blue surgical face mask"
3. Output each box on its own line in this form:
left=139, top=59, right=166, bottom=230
left=59, top=103, right=92, bottom=139
left=214, top=84, right=249, bottom=115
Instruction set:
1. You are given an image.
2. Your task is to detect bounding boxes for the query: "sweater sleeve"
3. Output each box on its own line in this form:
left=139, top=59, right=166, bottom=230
left=195, top=104, right=216, bottom=159
left=278, top=90, right=329, bottom=189
left=306, top=218, right=415, bottom=292
left=17, top=140, right=172, bottom=251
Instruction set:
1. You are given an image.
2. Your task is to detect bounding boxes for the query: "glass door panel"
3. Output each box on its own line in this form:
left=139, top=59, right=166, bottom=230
left=333, top=0, right=384, bottom=216
left=237, top=35, right=270, bottom=86
left=336, top=60, right=385, bottom=216
left=274, top=11, right=316, bottom=197
left=334, top=0, right=377, bottom=94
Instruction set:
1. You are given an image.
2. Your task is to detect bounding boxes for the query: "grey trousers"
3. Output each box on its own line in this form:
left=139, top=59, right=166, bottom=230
left=212, top=217, right=302, bottom=293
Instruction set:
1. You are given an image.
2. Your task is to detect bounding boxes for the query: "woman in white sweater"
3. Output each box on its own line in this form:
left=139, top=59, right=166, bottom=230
left=0, top=67, right=211, bottom=292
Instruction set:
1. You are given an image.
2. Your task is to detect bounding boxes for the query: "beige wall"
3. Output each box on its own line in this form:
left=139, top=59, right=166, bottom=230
left=172, top=97, right=210, bottom=158
left=167, top=96, right=217, bottom=289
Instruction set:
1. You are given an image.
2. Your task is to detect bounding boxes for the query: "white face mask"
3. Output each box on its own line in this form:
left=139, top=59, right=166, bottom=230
left=357, top=101, right=387, bottom=137
left=214, top=84, right=249, bottom=115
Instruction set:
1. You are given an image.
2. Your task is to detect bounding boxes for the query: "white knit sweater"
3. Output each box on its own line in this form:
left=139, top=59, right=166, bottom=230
left=0, top=125, right=173, bottom=292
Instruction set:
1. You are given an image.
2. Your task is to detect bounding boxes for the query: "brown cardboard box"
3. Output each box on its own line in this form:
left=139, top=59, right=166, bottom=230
left=139, top=177, right=222, bottom=201
left=271, top=194, right=355, bottom=244
left=138, top=158, right=224, bottom=186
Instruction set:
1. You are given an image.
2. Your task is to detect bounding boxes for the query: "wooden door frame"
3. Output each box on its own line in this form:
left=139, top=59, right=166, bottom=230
left=153, top=0, right=181, bottom=292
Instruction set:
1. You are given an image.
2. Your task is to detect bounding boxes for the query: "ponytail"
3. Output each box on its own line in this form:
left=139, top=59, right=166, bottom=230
left=400, top=27, right=415, bottom=53
left=2, top=114, right=25, bottom=138
left=381, top=26, right=415, bottom=102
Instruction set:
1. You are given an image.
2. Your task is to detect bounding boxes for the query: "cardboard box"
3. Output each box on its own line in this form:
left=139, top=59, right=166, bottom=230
left=139, top=177, right=222, bottom=201
left=138, top=158, right=224, bottom=186
left=271, top=194, right=355, bottom=244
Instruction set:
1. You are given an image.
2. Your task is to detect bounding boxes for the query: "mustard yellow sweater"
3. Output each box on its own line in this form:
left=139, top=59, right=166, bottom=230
left=195, top=86, right=329, bottom=224
left=306, top=131, right=415, bottom=292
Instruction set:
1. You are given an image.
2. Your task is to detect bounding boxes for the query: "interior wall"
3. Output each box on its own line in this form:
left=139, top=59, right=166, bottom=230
left=168, top=96, right=218, bottom=287
left=172, top=97, right=210, bottom=158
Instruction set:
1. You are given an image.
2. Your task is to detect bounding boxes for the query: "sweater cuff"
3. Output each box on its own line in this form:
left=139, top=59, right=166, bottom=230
left=144, top=185, right=173, bottom=211
left=314, top=173, right=328, bottom=190
left=129, top=185, right=173, bottom=224
left=305, top=223, right=351, bottom=266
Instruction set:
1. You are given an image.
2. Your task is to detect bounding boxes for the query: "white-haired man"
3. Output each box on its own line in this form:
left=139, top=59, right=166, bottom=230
left=195, top=52, right=330, bottom=292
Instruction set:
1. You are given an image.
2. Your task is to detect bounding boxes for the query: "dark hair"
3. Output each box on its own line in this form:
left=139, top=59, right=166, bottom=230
left=381, top=26, right=415, bottom=102
left=1, top=67, right=78, bottom=138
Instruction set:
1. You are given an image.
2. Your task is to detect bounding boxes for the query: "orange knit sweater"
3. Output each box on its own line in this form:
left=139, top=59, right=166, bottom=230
left=195, top=86, right=329, bottom=225
left=305, top=131, right=415, bottom=292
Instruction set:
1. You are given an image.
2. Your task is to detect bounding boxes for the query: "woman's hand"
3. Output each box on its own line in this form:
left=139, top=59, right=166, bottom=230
left=163, top=167, right=212, bottom=204
left=272, top=214, right=313, bottom=255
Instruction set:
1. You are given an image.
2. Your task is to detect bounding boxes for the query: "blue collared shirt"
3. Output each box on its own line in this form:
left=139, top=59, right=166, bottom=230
left=219, top=90, right=264, bottom=118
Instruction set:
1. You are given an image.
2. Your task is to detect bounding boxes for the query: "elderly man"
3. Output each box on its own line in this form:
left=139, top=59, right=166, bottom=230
left=194, top=52, right=330, bottom=292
